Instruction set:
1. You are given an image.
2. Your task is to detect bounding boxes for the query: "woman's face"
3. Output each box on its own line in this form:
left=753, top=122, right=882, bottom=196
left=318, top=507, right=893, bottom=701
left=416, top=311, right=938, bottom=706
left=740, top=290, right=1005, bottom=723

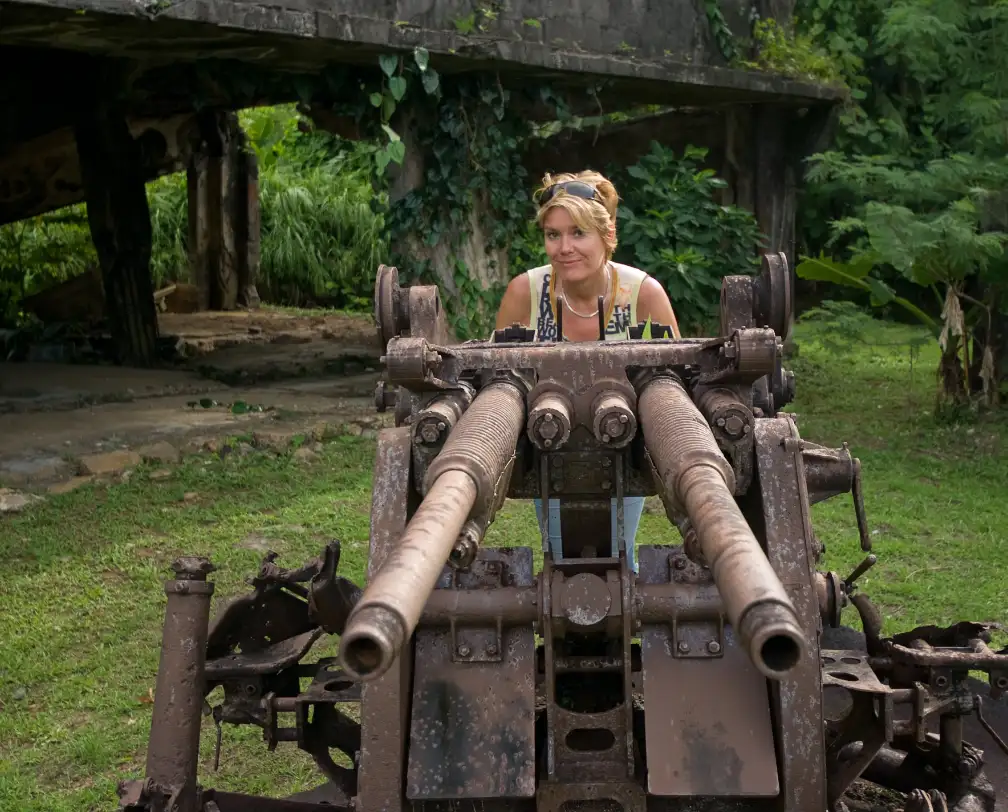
left=543, top=206, right=607, bottom=286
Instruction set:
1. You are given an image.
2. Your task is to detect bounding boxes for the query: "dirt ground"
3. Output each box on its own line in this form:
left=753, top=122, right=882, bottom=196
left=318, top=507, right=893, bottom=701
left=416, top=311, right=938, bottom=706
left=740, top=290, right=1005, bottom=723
left=0, top=308, right=389, bottom=493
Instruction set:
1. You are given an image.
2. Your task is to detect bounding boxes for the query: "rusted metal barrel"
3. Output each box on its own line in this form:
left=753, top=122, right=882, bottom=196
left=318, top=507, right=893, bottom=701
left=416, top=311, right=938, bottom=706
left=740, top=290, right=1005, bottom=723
left=145, top=557, right=216, bottom=812
left=638, top=375, right=807, bottom=680
left=339, top=379, right=526, bottom=681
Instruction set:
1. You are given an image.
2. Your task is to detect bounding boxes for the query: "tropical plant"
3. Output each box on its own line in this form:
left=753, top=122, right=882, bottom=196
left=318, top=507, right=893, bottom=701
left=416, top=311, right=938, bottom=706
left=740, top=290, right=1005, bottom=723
left=611, top=142, right=764, bottom=334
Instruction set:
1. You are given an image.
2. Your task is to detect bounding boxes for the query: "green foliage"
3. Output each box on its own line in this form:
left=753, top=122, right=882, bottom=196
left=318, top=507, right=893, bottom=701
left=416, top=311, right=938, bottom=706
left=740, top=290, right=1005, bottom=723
left=379, top=73, right=537, bottom=339
left=704, top=0, right=738, bottom=64
left=0, top=207, right=96, bottom=324
left=237, top=109, right=389, bottom=307
left=796, top=299, right=932, bottom=365
left=796, top=253, right=939, bottom=332
left=147, top=173, right=188, bottom=288
left=366, top=47, right=441, bottom=174
left=0, top=104, right=385, bottom=323
left=794, top=0, right=1008, bottom=404
left=611, top=142, right=764, bottom=334
left=737, top=18, right=844, bottom=84
left=255, top=161, right=388, bottom=308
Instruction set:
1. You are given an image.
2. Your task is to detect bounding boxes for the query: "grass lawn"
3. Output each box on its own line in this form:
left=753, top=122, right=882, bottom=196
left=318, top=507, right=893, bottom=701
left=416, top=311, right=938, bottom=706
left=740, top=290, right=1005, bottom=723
left=0, top=311, right=1005, bottom=812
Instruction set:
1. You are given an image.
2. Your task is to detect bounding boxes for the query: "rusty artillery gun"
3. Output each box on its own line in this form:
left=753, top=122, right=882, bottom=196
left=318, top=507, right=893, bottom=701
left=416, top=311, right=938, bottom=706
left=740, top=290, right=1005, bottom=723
left=118, top=256, right=1007, bottom=812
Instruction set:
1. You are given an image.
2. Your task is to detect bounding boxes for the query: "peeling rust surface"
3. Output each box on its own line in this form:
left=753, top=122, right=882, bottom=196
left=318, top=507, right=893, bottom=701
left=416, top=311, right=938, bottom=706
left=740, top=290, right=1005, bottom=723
left=357, top=426, right=414, bottom=812
left=145, top=559, right=216, bottom=812
left=118, top=261, right=1008, bottom=812
left=407, top=547, right=536, bottom=800
left=638, top=546, right=779, bottom=798
left=751, top=418, right=826, bottom=812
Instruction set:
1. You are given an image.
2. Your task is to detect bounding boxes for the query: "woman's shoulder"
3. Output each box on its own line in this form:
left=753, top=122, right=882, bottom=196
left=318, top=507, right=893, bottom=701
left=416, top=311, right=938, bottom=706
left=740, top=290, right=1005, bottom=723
left=525, top=263, right=552, bottom=279
left=610, top=261, right=649, bottom=283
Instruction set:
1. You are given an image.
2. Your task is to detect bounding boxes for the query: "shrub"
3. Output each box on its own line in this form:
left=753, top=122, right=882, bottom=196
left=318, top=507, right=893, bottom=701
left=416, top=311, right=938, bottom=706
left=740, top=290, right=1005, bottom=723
left=611, top=142, right=764, bottom=333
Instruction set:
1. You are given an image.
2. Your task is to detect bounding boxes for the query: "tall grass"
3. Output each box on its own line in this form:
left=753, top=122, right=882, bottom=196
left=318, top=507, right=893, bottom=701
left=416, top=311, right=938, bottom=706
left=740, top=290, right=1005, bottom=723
left=147, top=173, right=188, bottom=288
left=256, top=160, right=387, bottom=308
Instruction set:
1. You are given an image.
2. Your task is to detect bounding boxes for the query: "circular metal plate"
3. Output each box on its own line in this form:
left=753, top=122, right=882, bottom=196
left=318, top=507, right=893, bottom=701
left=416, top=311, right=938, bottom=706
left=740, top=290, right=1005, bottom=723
left=756, top=252, right=794, bottom=338
left=374, top=264, right=401, bottom=351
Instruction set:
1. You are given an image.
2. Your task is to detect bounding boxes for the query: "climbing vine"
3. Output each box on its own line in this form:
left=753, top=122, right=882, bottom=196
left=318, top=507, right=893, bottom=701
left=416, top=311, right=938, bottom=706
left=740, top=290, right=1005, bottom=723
left=704, top=0, right=739, bottom=64
left=703, top=0, right=843, bottom=85
left=382, top=74, right=541, bottom=338
left=332, top=48, right=560, bottom=339
left=737, top=18, right=843, bottom=84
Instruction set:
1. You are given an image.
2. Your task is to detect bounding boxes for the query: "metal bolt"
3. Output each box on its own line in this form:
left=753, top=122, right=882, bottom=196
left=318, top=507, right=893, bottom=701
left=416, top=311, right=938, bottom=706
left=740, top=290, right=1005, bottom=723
left=716, top=417, right=726, bottom=428
left=677, top=641, right=690, bottom=654
left=418, top=421, right=442, bottom=444
left=486, top=644, right=498, bottom=656
left=707, top=640, right=722, bottom=655
left=457, top=645, right=471, bottom=657
left=724, top=415, right=744, bottom=436
left=603, top=415, right=625, bottom=438
left=537, top=418, right=559, bottom=440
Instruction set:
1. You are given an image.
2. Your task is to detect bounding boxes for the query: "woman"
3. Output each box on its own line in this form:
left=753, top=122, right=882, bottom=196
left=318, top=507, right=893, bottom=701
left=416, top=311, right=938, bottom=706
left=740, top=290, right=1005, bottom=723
left=494, top=170, right=682, bottom=572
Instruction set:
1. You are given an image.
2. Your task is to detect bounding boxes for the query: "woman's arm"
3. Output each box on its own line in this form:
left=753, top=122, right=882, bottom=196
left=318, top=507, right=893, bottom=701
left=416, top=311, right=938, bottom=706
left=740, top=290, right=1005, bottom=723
left=638, top=276, right=682, bottom=338
left=495, top=273, right=532, bottom=330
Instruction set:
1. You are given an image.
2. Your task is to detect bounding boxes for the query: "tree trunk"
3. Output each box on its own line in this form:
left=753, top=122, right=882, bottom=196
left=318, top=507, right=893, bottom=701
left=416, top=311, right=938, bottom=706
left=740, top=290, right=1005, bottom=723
left=73, top=105, right=159, bottom=367
left=938, top=333, right=969, bottom=407
left=968, top=295, right=1007, bottom=404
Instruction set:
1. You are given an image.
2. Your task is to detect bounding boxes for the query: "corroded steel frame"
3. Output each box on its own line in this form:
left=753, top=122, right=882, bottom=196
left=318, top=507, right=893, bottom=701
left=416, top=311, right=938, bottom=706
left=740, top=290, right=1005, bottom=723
left=116, top=259, right=1008, bottom=812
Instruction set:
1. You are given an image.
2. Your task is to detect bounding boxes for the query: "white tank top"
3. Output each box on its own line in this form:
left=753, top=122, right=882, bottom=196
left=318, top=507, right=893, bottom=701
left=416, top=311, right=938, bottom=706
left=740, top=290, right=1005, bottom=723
left=526, top=261, right=648, bottom=341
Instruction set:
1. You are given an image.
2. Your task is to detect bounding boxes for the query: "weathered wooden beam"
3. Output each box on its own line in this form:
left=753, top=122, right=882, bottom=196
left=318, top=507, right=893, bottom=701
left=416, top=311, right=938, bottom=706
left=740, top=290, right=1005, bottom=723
left=73, top=105, right=159, bottom=367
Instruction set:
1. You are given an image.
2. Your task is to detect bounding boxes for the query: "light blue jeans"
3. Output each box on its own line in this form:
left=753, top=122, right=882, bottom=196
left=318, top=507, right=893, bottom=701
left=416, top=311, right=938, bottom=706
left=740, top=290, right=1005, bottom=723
left=533, top=497, right=645, bottom=573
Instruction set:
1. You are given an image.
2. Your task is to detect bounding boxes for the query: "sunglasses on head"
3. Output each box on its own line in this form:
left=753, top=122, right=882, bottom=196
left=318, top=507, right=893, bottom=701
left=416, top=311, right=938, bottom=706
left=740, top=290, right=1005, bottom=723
left=539, top=180, right=600, bottom=205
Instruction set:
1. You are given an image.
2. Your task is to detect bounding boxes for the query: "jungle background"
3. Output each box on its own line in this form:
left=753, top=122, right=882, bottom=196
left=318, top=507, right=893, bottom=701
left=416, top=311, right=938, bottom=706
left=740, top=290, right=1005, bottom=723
left=3, top=3, right=1008, bottom=811
left=2, top=0, right=1008, bottom=414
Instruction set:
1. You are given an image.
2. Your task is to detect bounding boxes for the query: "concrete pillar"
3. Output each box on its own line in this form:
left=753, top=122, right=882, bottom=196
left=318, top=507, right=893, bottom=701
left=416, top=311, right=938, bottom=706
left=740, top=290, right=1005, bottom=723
left=186, top=110, right=260, bottom=311
left=236, top=138, right=261, bottom=309
left=73, top=103, right=159, bottom=366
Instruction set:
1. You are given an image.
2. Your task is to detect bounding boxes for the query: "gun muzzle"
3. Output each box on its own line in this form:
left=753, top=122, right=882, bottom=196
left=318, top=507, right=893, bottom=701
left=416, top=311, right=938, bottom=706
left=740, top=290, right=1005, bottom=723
left=339, top=378, right=526, bottom=681
left=638, top=375, right=807, bottom=680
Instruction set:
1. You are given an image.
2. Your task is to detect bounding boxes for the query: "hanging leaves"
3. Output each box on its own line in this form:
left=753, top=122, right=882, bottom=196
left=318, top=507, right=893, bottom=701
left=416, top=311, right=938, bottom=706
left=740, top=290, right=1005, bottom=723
left=938, top=286, right=964, bottom=353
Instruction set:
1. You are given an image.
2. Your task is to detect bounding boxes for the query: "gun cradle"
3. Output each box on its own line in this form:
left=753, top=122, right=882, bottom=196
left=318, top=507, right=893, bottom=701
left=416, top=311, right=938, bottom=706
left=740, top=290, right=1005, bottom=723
left=118, top=258, right=1008, bottom=812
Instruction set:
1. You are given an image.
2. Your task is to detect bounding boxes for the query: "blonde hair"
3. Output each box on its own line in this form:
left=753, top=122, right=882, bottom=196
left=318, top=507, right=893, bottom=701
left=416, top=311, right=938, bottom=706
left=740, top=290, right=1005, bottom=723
left=534, top=170, right=620, bottom=258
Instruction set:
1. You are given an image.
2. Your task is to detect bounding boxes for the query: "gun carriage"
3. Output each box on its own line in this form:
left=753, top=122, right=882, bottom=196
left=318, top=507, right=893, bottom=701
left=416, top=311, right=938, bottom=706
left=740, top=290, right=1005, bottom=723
left=118, top=257, right=1008, bottom=812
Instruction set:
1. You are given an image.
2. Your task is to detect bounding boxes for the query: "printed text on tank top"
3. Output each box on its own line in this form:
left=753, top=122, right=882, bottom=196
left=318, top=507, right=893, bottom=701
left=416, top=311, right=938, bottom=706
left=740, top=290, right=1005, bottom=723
left=526, top=262, right=647, bottom=342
